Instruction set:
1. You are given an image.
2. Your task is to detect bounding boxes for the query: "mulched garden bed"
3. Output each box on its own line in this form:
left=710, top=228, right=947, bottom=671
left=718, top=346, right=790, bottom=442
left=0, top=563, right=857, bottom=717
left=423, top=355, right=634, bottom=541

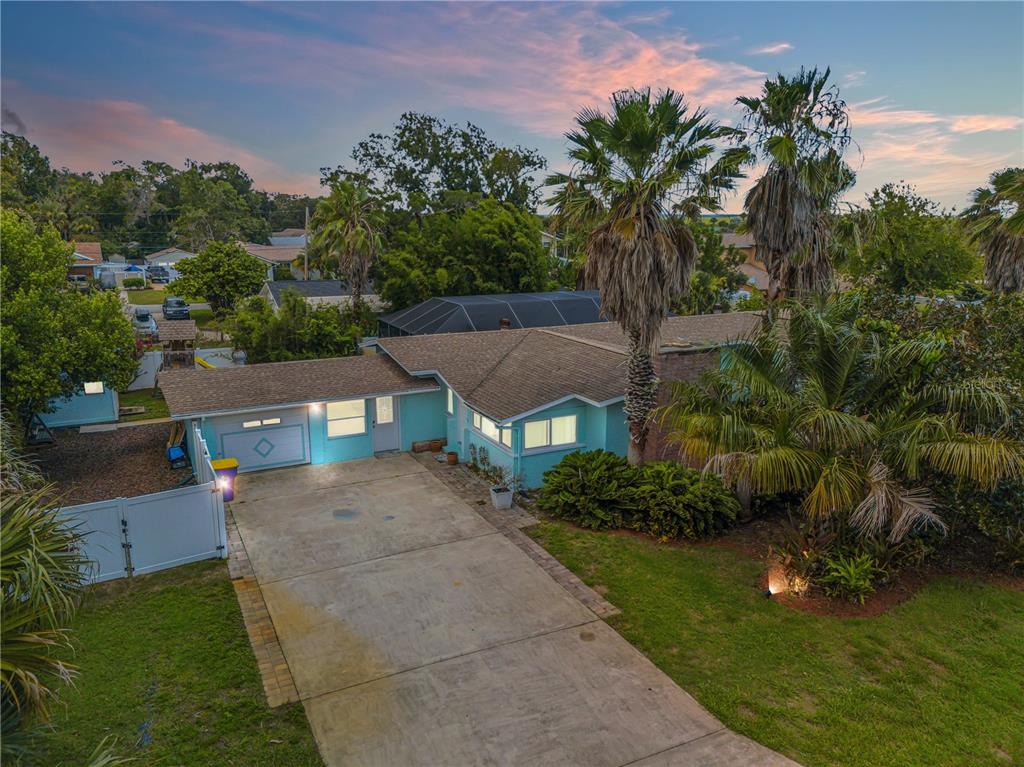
left=30, top=423, right=191, bottom=505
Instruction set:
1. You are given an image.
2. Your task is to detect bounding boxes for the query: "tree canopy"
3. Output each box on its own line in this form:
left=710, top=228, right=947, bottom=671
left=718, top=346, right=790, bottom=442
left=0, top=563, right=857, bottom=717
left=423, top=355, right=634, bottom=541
left=229, top=291, right=361, bottom=363
left=323, top=112, right=547, bottom=210
left=840, top=183, right=980, bottom=293
left=168, top=240, right=267, bottom=316
left=377, top=198, right=549, bottom=309
left=0, top=211, right=136, bottom=425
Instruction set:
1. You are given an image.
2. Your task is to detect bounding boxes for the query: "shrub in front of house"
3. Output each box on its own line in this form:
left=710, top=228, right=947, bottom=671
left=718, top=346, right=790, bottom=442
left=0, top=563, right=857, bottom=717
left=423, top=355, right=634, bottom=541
left=123, top=277, right=146, bottom=289
left=537, top=450, right=636, bottom=530
left=537, top=451, right=740, bottom=540
left=629, top=462, right=739, bottom=540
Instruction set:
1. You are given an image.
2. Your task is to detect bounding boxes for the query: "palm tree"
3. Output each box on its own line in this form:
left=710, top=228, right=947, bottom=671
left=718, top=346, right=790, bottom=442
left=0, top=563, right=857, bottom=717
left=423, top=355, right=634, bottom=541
left=547, top=88, right=746, bottom=461
left=309, top=181, right=384, bottom=305
left=960, top=168, right=1024, bottom=293
left=658, top=295, right=1024, bottom=541
left=736, top=68, right=854, bottom=300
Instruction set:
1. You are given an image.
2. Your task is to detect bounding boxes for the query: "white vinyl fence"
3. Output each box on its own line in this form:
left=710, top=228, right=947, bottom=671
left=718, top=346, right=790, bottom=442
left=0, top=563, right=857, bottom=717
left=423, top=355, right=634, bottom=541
left=63, top=426, right=226, bottom=583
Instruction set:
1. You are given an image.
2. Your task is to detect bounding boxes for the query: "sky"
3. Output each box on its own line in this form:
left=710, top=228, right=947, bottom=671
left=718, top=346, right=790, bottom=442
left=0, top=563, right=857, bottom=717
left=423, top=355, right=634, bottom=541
left=2, top=1, right=1021, bottom=212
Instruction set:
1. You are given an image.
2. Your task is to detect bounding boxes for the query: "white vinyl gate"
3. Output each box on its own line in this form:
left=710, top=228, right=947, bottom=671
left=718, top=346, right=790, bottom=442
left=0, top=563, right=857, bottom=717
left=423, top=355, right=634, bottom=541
left=62, top=427, right=227, bottom=583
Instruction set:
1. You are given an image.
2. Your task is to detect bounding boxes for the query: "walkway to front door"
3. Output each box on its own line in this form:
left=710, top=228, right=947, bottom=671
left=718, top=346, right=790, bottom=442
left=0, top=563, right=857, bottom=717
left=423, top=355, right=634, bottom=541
left=228, top=454, right=798, bottom=767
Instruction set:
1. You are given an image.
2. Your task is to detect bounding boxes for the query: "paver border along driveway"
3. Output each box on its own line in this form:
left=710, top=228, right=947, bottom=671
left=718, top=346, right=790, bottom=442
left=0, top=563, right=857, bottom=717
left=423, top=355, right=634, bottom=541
left=230, top=455, right=797, bottom=767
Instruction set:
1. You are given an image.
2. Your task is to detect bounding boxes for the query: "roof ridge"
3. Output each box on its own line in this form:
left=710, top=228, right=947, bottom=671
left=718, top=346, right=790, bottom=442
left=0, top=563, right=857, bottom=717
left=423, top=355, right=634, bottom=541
left=465, top=330, right=535, bottom=399
left=535, top=327, right=627, bottom=355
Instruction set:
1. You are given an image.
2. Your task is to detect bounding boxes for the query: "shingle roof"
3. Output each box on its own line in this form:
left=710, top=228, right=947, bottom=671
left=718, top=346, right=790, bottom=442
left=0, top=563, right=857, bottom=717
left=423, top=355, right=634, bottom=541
left=379, top=327, right=627, bottom=421
left=548, top=313, right=763, bottom=351
left=267, top=280, right=350, bottom=303
left=243, top=243, right=304, bottom=263
left=155, top=318, right=197, bottom=342
left=722, top=232, right=755, bottom=249
left=145, top=247, right=194, bottom=263
left=72, top=241, right=102, bottom=264
left=378, top=313, right=763, bottom=421
left=160, top=353, right=437, bottom=418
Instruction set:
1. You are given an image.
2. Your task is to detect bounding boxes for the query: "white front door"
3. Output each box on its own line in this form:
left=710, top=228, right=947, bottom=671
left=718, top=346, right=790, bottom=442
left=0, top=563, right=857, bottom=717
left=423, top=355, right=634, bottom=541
left=372, top=396, right=400, bottom=452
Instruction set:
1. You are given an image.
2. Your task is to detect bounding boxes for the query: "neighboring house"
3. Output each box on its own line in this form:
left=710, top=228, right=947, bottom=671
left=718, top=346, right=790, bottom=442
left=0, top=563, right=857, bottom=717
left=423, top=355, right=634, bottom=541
left=145, top=247, right=195, bottom=281
left=722, top=233, right=769, bottom=293
left=269, top=228, right=308, bottom=247
left=259, top=280, right=386, bottom=312
left=377, top=290, right=607, bottom=337
left=242, top=242, right=307, bottom=281
left=541, top=231, right=567, bottom=264
left=39, top=381, right=119, bottom=428
left=69, top=241, right=103, bottom=278
left=159, top=312, right=763, bottom=485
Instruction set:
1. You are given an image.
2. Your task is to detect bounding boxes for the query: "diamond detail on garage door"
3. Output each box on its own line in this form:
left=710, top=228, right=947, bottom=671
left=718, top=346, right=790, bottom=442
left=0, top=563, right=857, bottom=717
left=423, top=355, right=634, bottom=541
left=253, top=438, right=275, bottom=458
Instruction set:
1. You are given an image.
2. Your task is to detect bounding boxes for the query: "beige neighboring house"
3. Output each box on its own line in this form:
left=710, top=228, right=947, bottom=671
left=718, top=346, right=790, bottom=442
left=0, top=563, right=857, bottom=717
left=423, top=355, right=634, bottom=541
left=722, top=232, right=770, bottom=293
left=70, top=241, right=102, bottom=277
left=241, top=242, right=308, bottom=281
left=259, top=280, right=386, bottom=312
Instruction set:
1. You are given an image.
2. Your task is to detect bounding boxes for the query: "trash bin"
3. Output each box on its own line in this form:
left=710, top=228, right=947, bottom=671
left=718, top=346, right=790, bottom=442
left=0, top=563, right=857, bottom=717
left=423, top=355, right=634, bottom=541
left=211, top=458, right=239, bottom=501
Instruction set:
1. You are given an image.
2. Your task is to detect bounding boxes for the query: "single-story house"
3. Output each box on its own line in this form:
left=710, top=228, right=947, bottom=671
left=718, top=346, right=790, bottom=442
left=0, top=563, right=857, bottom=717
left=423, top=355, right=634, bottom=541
left=159, top=312, right=762, bottom=487
left=377, top=290, right=607, bottom=337
left=722, top=233, right=770, bottom=292
left=259, top=280, right=386, bottom=312
left=69, top=241, right=103, bottom=278
left=39, top=381, right=119, bottom=428
left=145, top=247, right=195, bottom=280
left=269, top=228, right=308, bottom=247
left=242, top=243, right=307, bottom=281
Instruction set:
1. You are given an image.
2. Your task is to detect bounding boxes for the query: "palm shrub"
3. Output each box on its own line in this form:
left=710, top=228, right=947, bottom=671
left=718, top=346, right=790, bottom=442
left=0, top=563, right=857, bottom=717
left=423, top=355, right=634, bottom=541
left=1, top=488, right=89, bottom=757
left=658, top=294, right=1024, bottom=546
left=629, top=462, right=739, bottom=540
left=960, top=167, right=1023, bottom=294
left=537, top=450, right=637, bottom=530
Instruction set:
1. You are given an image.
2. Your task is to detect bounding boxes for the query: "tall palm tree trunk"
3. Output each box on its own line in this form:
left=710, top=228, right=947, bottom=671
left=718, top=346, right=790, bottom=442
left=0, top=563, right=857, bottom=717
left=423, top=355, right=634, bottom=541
left=624, top=329, right=658, bottom=463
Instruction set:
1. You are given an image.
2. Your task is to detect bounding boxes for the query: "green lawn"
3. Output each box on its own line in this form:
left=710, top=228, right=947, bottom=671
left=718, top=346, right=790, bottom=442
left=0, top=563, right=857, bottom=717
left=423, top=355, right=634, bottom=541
left=117, top=388, right=170, bottom=421
left=38, top=561, right=322, bottom=766
left=125, top=288, right=172, bottom=304
left=190, top=307, right=215, bottom=328
left=533, top=521, right=1024, bottom=767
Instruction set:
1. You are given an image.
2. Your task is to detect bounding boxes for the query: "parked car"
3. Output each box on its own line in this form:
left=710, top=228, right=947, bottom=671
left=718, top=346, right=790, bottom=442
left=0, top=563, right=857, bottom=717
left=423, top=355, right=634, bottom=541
left=162, top=296, right=191, bottom=320
left=66, top=274, right=91, bottom=292
left=149, top=266, right=171, bottom=283
left=133, top=307, right=157, bottom=334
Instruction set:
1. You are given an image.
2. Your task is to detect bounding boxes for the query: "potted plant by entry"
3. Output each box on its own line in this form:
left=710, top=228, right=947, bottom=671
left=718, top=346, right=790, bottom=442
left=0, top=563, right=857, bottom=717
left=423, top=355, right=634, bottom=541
left=489, top=467, right=515, bottom=510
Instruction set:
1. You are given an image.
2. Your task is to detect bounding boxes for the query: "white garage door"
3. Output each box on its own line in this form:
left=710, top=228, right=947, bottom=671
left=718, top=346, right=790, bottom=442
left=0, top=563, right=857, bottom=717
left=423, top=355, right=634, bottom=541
left=217, top=408, right=310, bottom=472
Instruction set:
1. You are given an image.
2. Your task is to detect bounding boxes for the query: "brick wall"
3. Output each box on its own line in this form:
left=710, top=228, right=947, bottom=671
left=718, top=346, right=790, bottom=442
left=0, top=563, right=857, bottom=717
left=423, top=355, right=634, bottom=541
left=642, top=348, right=719, bottom=463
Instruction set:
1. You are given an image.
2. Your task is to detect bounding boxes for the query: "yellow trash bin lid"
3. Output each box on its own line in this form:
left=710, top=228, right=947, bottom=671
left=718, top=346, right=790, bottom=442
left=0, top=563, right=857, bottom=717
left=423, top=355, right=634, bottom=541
left=211, top=458, right=239, bottom=470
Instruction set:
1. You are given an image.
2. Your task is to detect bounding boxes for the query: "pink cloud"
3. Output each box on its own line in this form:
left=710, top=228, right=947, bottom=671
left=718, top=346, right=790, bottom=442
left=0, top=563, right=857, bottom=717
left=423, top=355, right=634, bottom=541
left=950, top=114, right=1024, bottom=134
left=3, top=82, right=321, bottom=195
left=134, top=3, right=766, bottom=137
left=749, top=42, right=794, bottom=55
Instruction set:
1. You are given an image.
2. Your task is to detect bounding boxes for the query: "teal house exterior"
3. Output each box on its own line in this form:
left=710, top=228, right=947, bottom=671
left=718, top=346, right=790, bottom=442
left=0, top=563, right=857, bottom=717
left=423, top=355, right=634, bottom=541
left=162, top=314, right=762, bottom=488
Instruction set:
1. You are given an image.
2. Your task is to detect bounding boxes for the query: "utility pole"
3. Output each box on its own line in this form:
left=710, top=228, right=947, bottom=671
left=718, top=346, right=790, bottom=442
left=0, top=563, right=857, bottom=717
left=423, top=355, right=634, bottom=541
left=303, top=205, right=310, bottom=281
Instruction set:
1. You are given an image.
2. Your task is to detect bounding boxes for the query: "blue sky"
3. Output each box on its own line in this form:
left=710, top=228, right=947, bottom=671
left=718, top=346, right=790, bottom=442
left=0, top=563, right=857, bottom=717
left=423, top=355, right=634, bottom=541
left=2, top=2, right=1021, bottom=210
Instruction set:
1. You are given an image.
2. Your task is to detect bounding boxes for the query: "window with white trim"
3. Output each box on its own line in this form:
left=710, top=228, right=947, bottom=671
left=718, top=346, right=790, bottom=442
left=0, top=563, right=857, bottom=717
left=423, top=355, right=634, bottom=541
left=242, top=416, right=282, bottom=429
left=327, top=399, right=366, bottom=437
left=83, top=381, right=104, bottom=395
left=471, top=410, right=511, bottom=448
left=523, top=414, right=577, bottom=450
left=446, top=387, right=454, bottom=414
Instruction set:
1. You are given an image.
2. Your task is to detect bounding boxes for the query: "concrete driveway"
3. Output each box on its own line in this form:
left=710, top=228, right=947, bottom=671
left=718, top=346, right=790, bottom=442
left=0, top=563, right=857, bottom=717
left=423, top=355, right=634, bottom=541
left=230, top=454, right=797, bottom=767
